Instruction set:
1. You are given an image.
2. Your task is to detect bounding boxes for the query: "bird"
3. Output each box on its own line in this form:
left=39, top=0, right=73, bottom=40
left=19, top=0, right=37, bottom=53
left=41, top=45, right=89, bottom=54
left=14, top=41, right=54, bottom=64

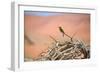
left=58, top=26, right=73, bottom=42
left=59, top=26, right=65, bottom=37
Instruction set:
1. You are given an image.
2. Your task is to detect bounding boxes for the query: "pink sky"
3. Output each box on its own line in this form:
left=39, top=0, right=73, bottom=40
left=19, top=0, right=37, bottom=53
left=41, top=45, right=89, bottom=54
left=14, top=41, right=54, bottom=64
left=24, top=12, right=90, bottom=59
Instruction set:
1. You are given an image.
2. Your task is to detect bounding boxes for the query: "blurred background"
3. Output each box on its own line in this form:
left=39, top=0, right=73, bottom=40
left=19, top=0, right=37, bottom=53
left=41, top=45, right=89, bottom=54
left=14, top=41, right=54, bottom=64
left=24, top=11, right=90, bottom=59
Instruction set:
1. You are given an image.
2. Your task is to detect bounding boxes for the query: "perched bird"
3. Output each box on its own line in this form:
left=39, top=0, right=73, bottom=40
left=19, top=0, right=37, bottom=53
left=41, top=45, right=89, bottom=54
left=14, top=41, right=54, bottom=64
left=58, top=26, right=73, bottom=41
left=59, top=26, right=65, bottom=37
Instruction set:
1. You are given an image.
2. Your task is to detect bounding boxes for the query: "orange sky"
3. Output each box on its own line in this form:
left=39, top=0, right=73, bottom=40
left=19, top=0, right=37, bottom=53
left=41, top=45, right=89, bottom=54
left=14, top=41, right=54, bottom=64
left=24, top=12, right=90, bottom=59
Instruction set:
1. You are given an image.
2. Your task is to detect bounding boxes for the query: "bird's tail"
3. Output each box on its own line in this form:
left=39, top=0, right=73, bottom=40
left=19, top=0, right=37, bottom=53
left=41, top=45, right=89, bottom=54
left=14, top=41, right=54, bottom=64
left=62, top=33, right=64, bottom=37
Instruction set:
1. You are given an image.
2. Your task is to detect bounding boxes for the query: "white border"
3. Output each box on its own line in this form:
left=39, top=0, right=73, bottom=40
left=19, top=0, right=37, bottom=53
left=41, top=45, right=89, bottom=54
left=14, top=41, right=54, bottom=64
left=11, top=2, right=97, bottom=71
